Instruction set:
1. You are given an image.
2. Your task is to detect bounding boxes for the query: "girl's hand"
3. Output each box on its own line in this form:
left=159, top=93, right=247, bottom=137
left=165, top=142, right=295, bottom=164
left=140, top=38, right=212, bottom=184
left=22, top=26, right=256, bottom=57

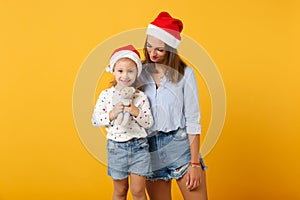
left=109, top=102, right=124, bottom=121
left=185, top=165, right=202, bottom=191
left=123, top=102, right=140, bottom=117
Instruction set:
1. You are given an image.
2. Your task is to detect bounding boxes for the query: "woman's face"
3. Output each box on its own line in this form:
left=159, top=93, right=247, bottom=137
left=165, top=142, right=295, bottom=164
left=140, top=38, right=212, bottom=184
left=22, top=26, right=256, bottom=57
left=146, top=35, right=167, bottom=64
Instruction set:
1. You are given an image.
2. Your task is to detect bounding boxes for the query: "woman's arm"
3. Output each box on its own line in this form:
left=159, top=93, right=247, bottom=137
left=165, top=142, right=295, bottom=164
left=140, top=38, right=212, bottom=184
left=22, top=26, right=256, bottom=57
left=186, top=134, right=203, bottom=191
left=183, top=68, right=203, bottom=190
left=183, top=68, right=201, bottom=134
left=189, top=134, right=200, bottom=163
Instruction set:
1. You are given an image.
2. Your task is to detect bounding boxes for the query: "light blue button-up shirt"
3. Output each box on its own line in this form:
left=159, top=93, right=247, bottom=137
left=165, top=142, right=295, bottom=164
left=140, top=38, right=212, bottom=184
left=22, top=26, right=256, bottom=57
left=139, top=65, right=201, bottom=135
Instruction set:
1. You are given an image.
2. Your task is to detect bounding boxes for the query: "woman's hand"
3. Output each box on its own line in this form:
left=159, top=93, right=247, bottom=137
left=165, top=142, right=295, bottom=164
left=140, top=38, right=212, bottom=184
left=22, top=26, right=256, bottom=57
left=185, top=165, right=203, bottom=191
left=123, top=102, right=140, bottom=117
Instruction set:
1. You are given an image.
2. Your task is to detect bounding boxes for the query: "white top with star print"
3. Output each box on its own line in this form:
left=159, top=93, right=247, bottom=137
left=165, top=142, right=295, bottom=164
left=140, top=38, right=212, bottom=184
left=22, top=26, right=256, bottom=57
left=92, top=87, right=153, bottom=142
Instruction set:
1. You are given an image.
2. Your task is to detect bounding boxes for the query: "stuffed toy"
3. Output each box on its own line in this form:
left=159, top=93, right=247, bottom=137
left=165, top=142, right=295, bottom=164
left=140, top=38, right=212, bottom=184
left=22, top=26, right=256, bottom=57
left=113, top=86, right=136, bottom=126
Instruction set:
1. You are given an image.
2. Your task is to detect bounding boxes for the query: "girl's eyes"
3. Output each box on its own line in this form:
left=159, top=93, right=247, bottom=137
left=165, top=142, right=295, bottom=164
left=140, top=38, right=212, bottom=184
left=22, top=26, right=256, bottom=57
left=117, top=70, right=134, bottom=73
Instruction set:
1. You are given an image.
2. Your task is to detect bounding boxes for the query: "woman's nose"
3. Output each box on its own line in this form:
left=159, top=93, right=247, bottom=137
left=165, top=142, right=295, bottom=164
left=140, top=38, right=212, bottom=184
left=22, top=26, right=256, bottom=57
left=150, top=49, right=156, bottom=57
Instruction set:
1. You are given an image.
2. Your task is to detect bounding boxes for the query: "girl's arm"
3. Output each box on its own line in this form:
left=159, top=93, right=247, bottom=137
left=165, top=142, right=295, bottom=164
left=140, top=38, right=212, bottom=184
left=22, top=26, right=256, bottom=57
left=91, top=91, right=111, bottom=127
left=124, top=93, right=153, bottom=129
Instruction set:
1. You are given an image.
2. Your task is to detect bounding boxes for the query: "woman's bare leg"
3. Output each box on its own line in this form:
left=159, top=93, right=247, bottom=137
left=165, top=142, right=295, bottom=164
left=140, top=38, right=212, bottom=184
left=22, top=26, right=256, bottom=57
left=146, top=179, right=172, bottom=200
left=176, top=168, right=208, bottom=200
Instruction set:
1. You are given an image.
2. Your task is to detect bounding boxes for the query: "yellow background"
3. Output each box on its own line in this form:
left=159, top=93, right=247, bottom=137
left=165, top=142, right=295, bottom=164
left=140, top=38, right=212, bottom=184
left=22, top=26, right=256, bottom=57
left=1, top=0, right=299, bottom=199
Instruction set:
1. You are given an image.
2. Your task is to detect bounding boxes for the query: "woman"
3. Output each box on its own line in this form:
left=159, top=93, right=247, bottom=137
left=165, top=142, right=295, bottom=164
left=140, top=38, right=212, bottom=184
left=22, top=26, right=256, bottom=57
left=138, top=12, right=208, bottom=200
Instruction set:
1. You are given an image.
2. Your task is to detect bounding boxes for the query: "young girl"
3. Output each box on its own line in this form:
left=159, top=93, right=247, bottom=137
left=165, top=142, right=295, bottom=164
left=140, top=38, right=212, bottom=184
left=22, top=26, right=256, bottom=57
left=92, top=45, right=153, bottom=200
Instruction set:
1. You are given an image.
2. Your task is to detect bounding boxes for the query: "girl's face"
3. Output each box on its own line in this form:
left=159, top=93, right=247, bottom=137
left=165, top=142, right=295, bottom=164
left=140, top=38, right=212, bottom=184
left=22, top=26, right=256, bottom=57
left=146, top=35, right=167, bottom=64
left=112, top=58, right=138, bottom=88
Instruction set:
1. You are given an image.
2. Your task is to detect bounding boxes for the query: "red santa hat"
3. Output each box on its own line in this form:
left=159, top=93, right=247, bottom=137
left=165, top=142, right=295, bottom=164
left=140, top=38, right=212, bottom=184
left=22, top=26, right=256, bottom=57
left=146, top=12, right=183, bottom=49
left=106, top=44, right=142, bottom=77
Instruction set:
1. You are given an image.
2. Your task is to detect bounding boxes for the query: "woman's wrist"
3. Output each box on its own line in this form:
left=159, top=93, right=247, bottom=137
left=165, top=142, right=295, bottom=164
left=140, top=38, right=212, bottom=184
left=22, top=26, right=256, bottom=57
left=190, top=164, right=202, bottom=168
left=189, top=162, right=202, bottom=168
left=189, top=159, right=208, bottom=170
left=190, top=157, right=200, bottom=163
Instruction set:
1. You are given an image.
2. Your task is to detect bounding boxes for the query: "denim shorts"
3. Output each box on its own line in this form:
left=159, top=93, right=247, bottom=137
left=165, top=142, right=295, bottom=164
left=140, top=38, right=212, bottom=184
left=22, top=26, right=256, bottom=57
left=147, top=128, right=207, bottom=181
left=107, top=137, right=151, bottom=180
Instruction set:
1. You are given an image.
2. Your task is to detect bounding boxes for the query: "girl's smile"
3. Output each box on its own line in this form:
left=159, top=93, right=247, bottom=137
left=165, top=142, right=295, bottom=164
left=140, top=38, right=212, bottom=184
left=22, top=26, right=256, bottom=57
left=112, top=58, right=138, bottom=88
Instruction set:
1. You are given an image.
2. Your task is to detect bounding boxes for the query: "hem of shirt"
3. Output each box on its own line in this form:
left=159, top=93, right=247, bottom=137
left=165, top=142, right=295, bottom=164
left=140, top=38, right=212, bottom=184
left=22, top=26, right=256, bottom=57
left=106, top=135, right=147, bottom=142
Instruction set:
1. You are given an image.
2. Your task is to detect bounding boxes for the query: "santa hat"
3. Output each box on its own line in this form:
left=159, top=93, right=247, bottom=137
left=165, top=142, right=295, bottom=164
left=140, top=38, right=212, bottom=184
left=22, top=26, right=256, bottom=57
left=106, top=44, right=142, bottom=77
left=146, top=12, right=183, bottom=49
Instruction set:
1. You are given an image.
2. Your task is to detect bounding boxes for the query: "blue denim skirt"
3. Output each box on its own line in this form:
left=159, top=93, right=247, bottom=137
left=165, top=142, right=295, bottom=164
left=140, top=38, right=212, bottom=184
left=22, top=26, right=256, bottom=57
left=147, top=128, right=207, bottom=181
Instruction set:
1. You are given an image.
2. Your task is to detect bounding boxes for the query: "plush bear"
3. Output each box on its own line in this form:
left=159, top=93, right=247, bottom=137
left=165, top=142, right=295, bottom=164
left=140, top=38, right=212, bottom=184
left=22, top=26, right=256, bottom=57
left=113, top=86, right=136, bottom=126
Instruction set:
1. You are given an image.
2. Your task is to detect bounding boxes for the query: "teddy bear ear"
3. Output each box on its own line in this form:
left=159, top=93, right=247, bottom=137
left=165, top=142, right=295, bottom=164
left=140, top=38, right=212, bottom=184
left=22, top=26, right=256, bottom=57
left=130, top=87, right=135, bottom=93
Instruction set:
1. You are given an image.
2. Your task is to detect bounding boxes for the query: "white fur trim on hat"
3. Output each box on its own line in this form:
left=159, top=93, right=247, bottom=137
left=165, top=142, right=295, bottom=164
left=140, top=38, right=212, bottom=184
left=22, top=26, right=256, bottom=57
left=146, top=24, right=181, bottom=49
left=107, top=50, right=142, bottom=77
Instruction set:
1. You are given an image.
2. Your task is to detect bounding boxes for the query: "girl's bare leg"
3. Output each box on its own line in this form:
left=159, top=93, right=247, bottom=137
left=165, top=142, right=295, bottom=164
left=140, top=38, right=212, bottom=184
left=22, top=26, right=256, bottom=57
left=112, top=178, right=129, bottom=200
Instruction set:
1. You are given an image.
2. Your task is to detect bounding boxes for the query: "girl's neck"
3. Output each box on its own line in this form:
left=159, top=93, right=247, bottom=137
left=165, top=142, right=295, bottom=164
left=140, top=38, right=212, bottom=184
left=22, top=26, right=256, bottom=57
left=114, top=84, right=133, bottom=91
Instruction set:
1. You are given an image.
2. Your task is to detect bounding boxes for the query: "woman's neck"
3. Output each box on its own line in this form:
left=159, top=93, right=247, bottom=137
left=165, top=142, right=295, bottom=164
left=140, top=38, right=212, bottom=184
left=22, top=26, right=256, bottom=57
left=154, top=64, right=166, bottom=74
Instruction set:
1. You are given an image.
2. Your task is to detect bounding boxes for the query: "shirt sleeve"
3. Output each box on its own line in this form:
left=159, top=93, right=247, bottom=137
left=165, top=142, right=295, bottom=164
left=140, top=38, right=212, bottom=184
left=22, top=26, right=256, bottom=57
left=133, top=92, right=153, bottom=129
left=91, top=90, right=111, bottom=127
left=183, top=68, right=202, bottom=134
